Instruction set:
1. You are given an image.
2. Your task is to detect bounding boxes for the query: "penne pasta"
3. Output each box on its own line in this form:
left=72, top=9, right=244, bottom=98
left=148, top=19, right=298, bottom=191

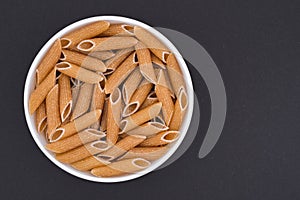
left=71, top=82, right=94, bottom=120
left=120, top=102, right=162, bottom=133
left=71, top=83, right=81, bottom=111
left=77, top=36, right=138, bottom=52
left=169, top=87, right=188, bottom=130
left=29, top=68, right=56, bottom=114
left=71, top=155, right=110, bottom=171
left=104, top=47, right=134, bottom=75
left=106, top=88, right=122, bottom=145
left=118, top=146, right=168, bottom=161
left=151, top=53, right=166, bottom=69
left=139, top=131, right=179, bottom=147
left=58, top=74, right=72, bottom=122
left=123, top=79, right=153, bottom=117
left=36, top=102, right=47, bottom=133
left=135, top=42, right=157, bottom=84
left=36, top=39, right=61, bottom=84
left=56, top=140, right=109, bottom=164
left=56, top=62, right=104, bottom=84
left=91, top=158, right=150, bottom=177
left=105, top=52, right=138, bottom=94
left=61, top=21, right=110, bottom=49
left=166, top=53, right=185, bottom=97
left=98, top=135, right=146, bottom=161
left=100, top=24, right=134, bottom=37
left=49, top=109, right=101, bottom=142
left=155, top=70, right=175, bottom=125
left=127, top=122, right=168, bottom=136
left=60, top=49, right=106, bottom=72
left=46, top=85, right=61, bottom=140
left=122, top=69, right=143, bottom=104
left=100, top=98, right=109, bottom=131
left=90, top=80, right=106, bottom=129
left=46, top=128, right=106, bottom=153
left=134, top=26, right=170, bottom=63
left=88, top=50, right=115, bottom=60
left=140, top=91, right=158, bottom=109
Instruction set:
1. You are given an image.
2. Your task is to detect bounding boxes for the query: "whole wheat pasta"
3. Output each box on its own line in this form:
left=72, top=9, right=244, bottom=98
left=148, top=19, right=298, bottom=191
left=151, top=54, right=166, bottom=69
left=91, top=158, right=150, bottom=177
left=46, top=85, right=61, bottom=139
left=36, top=102, right=47, bottom=133
left=71, top=155, right=110, bottom=171
left=155, top=70, right=175, bottom=125
left=140, top=91, right=158, bottom=109
left=56, top=62, right=104, bottom=84
left=60, top=49, right=106, bottom=72
left=127, top=122, right=168, bottom=136
left=88, top=50, right=115, bottom=60
left=106, top=88, right=122, bottom=145
left=61, top=21, right=110, bottom=49
left=104, top=48, right=134, bottom=75
left=49, top=109, right=101, bottom=142
left=98, top=135, right=146, bottom=161
left=122, top=79, right=153, bottom=117
left=58, top=74, right=72, bottom=122
left=100, top=24, right=134, bottom=37
left=105, top=52, right=138, bottom=94
left=56, top=140, right=109, bottom=164
left=120, top=102, right=162, bottom=133
left=46, top=128, right=106, bottom=153
left=77, top=37, right=138, bottom=52
left=29, top=69, right=56, bottom=114
left=71, top=82, right=94, bottom=120
left=166, top=53, right=185, bottom=97
left=139, top=131, right=179, bottom=147
left=135, top=42, right=157, bottom=84
left=100, top=98, right=109, bottom=131
left=169, top=87, right=188, bottom=130
left=122, top=69, right=143, bottom=104
left=71, top=84, right=81, bottom=111
left=90, top=81, right=106, bottom=129
left=134, top=26, right=170, bottom=63
left=36, top=39, right=61, bottom=84
left=118, top=146, right=168, bottom=161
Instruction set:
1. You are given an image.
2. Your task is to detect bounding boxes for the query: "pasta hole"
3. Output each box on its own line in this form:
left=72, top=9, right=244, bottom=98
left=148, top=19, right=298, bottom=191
left=123, top=25, right=134, bottom=34
left=51, top=129, right=64, bottom=141
left=92, top=142, right=108, bottom=149
left=61, top=38, right=71, bottom=48
left=123, top=103, right=138, bottom=117
left=180, top=89, right=188, bottom=110
left=110, top=88, right=121, bottom=103
left=162, top=131, right=178, bottom=141
left=39, top=118, right=47, bottom=132
left=162, top=52, right=170, bottom=63
left=133, top=159, right=150, bottom=168
left=119, top=120, right=127, bottom=131
left=78, top=41, right=94, bottom=50
left=56, top=62, right=70, bottom=69
left=62, top=103, right=71, bottom=121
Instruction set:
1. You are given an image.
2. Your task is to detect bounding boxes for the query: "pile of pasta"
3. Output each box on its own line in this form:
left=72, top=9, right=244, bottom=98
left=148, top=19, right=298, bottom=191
left=29, top=21, right=188, bottom=177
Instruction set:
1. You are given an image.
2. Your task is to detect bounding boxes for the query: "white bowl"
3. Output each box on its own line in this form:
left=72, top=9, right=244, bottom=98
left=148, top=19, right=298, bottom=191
left=24, top=16, right=194, bottom=183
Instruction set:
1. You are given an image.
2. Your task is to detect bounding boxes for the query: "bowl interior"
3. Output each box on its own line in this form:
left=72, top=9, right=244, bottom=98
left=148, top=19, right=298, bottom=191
left=24, top=16, right=194, bottom=183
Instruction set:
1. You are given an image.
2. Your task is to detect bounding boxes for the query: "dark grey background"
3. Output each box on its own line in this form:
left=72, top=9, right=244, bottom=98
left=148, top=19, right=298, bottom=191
left=0, top=0, right=299, bottom=199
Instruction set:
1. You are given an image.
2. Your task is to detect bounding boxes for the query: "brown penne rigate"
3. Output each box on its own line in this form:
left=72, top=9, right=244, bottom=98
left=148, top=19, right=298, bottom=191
left=155, top=70, right=175, bottom=126
left=98, top=135, right=146, bottom=161
left=77, top=36, right=138, bottom=52
left=56, top=62, right=104, bottom=84
left=49, top=109, right=101, bottom=142
left=120, top=102, right=162, bottom=133
left=151, top=53, right=166, bottom=69
left=61, top=21, right=110, bottom=49
left=61, top=49, right=106, bottom=72
left=106, top=88, right=122, bottom=145
left=36, top=39, right=61, bottom=84
left=46, top=128, right=105, bottom=153
left=58, top=74, right=72, bottom=122
left=139, top=131, right=179, bottom=147
left=118, top=146, right=168, bottom=161
left=127, top=121, right=168, bottom=136
left=87, top=50, right=115, bottom=60
left=90, top=80, right=106, bottom=129
left=71, top=82, right=94, bottom=120
left=36, top=102, right=47, bottom=133
left=56, top=140, right=109, bottom=164
left=140, top=91, right=158, bottom=109
left=91, top=158, right=150, bottom=177
left=122, top=69, right=143, bottom=104
left=169, top=87, right=188, bottom=130
left=135, top=42, right=157, bottom=84
left=100, top=24, right=134, bottom=37
left=100, top=97, right=109, bottom=132
left=71, top=155, right=110, bottom=171
left=46, top=84, right=61, bottom=140
left=105, top=52, right=138, bottom=94
left=29, top=68, right=56, bottom=114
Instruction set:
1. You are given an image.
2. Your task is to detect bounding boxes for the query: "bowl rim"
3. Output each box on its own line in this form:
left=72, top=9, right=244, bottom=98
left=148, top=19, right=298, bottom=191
left=23, top=15, right=194, bottom=183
